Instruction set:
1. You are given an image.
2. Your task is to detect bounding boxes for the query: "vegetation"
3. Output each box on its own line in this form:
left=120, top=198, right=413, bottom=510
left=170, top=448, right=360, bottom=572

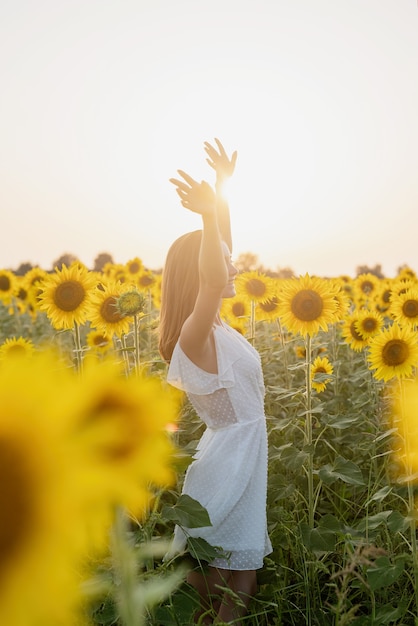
left=1, top=258, right=418, bottom=625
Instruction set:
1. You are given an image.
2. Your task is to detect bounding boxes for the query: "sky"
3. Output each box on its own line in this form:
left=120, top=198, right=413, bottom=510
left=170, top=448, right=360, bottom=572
left=1, top=0, right=418, bottom=278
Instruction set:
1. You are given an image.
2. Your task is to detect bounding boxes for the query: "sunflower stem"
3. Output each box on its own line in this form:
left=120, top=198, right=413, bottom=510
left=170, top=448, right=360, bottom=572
left=304, top=333, right=314, bottom=626
left=305, top=334, right=314, bottom=530
left=111, top=506, right=145, bottom=626
left=134, top=314, right=140, bottom=376
left=276, top=317, right=290, bottom=389
left=250, top=299, right=256, bottom=345
left=73, top=321, right=84, bottom=373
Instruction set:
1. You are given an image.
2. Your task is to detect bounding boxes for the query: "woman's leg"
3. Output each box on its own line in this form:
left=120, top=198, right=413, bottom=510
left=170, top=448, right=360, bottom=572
left=187, top=566, right=231, bottom=623
left=187, top=566, right=257, bottom=625
left=216, top=569, right=257, bottom=625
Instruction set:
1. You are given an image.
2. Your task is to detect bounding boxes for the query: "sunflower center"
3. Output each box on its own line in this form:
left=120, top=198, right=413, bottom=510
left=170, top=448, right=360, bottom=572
left=139, top=275, right=154, bottom=287
left=53, top=280, right=85, bottom=312
left=84, top=393, right=137, bottom=461
left=260, top=298, right=279, bottom=313
left=0, top=275, right=11, bottom=292
left=232, top=302, right=246, bottom=317
left=291, top=290, right=323, bottom=321
left=382, top=289, right=391, bottom=304
left=350, top=322, right=364, bottom=341
left=360, top=280, right=374, bottom=294
left=93, top=334, right=108, bottom=347
left=128, top=262, right=141, bottom=274
left=246, top=279, right=266, bottom=298
left=403, top=300, right=418, bottom=319
left=382, top=339, right=409, bottom=366
left=0, top=438, right=34, bottom=577
left=100, top=297, right=124, bottom=324
left=362, top=318, right=378, bottom=333
left=315, top=367, right=327, bottom=374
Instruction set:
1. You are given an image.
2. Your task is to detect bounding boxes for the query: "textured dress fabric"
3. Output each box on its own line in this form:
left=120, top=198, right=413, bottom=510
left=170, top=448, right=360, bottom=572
left=167, top=322, right=272, bottom=570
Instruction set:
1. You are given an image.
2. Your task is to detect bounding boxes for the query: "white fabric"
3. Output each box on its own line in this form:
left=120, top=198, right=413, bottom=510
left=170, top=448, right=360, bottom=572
left=167, top=323, right=272, bottom=570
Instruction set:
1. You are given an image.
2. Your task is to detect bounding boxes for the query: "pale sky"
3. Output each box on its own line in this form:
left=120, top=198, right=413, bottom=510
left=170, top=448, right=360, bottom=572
left=1, top=0, right=417, bottom=277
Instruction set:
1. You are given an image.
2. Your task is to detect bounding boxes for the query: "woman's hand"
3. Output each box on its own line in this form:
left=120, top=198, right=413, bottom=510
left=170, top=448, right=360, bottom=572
left=169, top=170, right=216, bottom=216
left=204, top=138, right=237, bottom=182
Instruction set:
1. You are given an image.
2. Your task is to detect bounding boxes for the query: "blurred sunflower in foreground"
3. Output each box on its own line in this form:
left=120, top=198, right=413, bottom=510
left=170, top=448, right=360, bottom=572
left=0, top=349, right=179, bottom=626
left=393, top=377, right=418, bottom=476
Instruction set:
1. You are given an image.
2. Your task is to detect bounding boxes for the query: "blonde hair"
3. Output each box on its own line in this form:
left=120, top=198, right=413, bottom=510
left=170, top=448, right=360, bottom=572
left=158, top=230, right=202, bottom=362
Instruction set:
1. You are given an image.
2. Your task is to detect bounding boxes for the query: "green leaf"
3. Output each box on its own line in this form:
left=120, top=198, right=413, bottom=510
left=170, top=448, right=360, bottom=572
left=300, top=517, right=338, bottom=553
left=365, top=485, right=393, bottom=506
left=322, top=413, right=362, bottom=430
left=366, top=556, right=405, bottom=591
left=387, top=510, right=410, bottom=534
left=318, top=456, right=365, bottom=486
left=187, top=537, right=227, bottom=563
left=154, top=583, right=199, bottom=626
left=162, top=495, right=212, bottom=529
left=356, top=511, right=393, bottom=532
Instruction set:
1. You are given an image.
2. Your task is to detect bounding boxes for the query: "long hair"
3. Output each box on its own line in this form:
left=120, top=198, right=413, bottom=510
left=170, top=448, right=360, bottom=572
left=158, top=230, right=202, bottom=362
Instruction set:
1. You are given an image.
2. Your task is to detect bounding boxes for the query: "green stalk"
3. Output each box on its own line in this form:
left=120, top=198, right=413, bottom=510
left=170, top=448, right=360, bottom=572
left=73, top=321, right=83, bottom=373
left=400, top=379, right=418, bottom=624
left=305, top=334, right=314, bottom=530
left=303, top=333, right=314, bottom=626
left=250, top=299, right=256, bottom=345
left=276, top=316, right=290, bottom=389
left=133, top=314, right=140, bottom=376
left=111, top=507, right=144, bottom=626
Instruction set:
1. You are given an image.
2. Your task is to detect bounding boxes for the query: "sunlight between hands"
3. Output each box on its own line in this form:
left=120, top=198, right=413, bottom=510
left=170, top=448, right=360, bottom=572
left=204, top=138, right=237, bottom=181
left=169, top=170, right=216, bottom=216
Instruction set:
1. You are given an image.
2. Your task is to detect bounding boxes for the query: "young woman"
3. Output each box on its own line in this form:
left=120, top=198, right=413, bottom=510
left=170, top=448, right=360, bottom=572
left=159, top=139, right=271, bottom=624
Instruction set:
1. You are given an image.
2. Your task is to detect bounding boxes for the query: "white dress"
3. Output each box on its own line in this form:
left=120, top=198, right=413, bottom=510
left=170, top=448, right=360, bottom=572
left=167, top=322, right=272, bottom=570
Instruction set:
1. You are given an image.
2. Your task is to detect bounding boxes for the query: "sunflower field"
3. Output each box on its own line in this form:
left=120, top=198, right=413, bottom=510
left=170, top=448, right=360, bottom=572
left=2, top=259, right=418, bottom=625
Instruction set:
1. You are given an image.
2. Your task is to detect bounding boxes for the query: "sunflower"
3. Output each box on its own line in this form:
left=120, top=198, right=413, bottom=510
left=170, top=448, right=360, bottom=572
left=389, top=287, right=418, bottom=329
left=103, top=263, right=128, bottom=284
left=136, top=269, right=156, bottom=291
left=86, top=329, right=113, bottom=353
left=125, top=256, right=144, bottom=277
left=236, top=270, right=275, bottom=304
left=311, top=356, right=333, bottom=393
left=15, top=284, right=34, bottom=315
left=22, top=267, right=48, bottom=311
left=37, top=264, right=98, bottom=330
left=221, top=296, right=250, bottom=333
left=0, top=269, right=17, bottom=304
left=66, top=356, right=179, bottom=517
left=397, top=266, right=417, bottom=282
left=330, top=279, right=350, bottom=322
left=367, top=323, right=418, bottom=382
left=355, top=309, right=384, bottom=340
left=0, top=351, right=94, bottom=626
left=256, top=295, right=280, bottom=322
left=341, top=311, right=370, bottom=352
left=0, top=337, right=35, bottom=360
left=276, top=273, right=339, bottom=337
left=374, top=279, right=393, bottom=313
left=116, top=289, right=147, bottom=317
left=86, top=280, right=133, bottom=338
left=354, top=273, right=380, bottom=300
left=150, top=273, right=163, bottom=309
left=0, top=347, right=180, bottom=625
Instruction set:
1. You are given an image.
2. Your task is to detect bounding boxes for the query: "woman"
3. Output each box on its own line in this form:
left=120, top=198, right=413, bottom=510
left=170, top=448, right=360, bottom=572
left=159, top=139, right=271, bottom=624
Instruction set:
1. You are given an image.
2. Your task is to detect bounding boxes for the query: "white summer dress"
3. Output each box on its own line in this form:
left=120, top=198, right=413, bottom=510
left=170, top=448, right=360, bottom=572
left=167, top=322, right=272, bottom=570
